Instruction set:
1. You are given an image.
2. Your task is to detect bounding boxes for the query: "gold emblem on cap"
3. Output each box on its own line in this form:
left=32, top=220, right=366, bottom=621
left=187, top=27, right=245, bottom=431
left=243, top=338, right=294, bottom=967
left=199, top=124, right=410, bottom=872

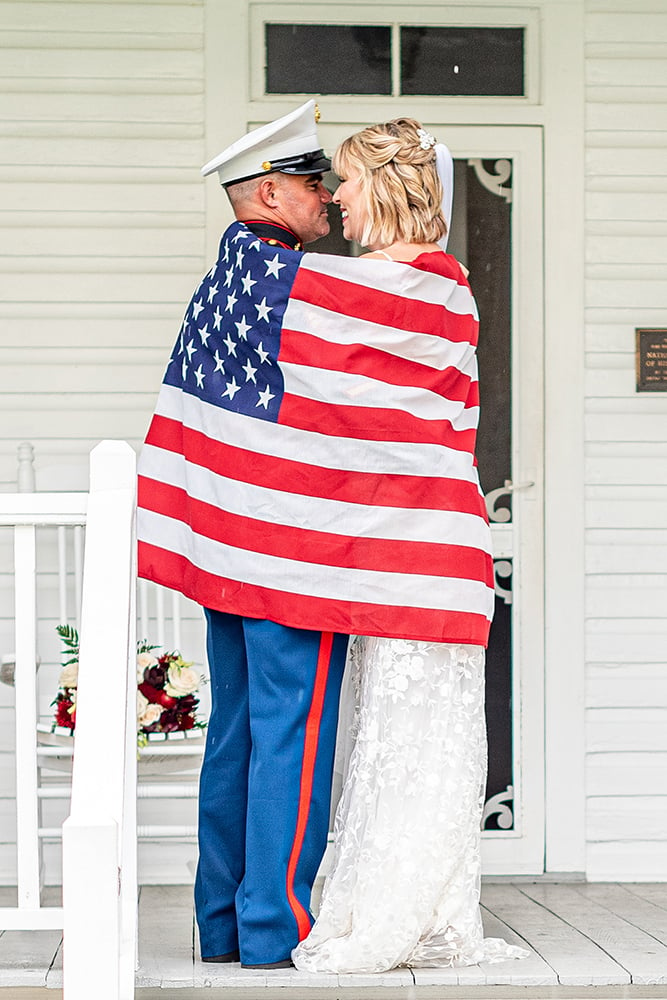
left=262, top=161, right=272, bottom=171
left=314, top=104, right=321, bottom=123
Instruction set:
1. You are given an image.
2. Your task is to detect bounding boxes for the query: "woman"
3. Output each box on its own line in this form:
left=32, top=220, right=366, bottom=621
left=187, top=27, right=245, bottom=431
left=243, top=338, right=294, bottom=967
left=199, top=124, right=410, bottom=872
left=291, top=119, right=528, bottom=974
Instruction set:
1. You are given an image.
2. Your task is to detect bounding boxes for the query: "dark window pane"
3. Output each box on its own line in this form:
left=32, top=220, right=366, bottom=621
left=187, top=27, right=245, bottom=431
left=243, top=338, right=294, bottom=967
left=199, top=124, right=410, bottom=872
left=401, top=26, right=524, bottom=96
left=266, top=24, right=391, bottom=95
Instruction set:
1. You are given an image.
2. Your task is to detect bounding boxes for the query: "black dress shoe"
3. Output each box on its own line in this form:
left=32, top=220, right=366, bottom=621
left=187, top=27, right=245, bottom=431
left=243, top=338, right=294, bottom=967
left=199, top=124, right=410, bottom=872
left=201, top=949, right=240, bottom=963
left=241, top=958, right=293, bottom=969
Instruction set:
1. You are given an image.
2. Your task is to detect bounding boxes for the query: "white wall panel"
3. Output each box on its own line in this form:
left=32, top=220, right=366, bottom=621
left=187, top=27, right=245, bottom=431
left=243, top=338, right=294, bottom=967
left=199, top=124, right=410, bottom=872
left=0, top=0, right=206, bottom=885
left=585, top=1, right=667, bottom=880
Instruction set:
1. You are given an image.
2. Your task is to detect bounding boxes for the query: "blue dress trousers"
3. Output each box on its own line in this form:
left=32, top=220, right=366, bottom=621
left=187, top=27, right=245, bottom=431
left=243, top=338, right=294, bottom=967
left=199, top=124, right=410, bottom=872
left=195, top=608, right=348, bottom=965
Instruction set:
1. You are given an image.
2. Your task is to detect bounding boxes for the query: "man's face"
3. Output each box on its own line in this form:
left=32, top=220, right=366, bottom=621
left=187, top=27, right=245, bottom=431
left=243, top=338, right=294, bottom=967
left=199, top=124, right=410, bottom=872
left=272, top=173, right=332, bottom=245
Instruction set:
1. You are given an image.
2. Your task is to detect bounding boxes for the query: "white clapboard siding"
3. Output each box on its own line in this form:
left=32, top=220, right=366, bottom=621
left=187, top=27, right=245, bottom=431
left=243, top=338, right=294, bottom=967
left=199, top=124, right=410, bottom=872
left=587, top=752, right=667, bottom=797
left=584, top=1, right=667, bottom=882
left=0, top=0, right=207, bottom=493
left=0, top=0, right=208, bottom=886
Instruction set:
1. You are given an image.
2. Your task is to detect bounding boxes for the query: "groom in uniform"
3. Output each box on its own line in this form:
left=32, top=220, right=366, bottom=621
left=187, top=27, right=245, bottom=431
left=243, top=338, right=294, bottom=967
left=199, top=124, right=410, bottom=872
left=137, top=103, right=349, bottom=969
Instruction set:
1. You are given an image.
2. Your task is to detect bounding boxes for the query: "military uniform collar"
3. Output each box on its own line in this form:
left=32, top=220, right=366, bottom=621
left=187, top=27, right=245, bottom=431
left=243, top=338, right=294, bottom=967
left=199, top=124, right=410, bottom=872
left=242, top=220, right=303, bottom=251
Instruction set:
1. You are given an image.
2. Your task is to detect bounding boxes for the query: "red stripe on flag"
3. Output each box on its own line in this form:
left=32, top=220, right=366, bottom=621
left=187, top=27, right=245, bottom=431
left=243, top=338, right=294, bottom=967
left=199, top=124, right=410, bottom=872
left=290, top=267, right=476, bottom=343
left=137, top=543, right=492, bottom=646
left=285, top=631, right=333, bottom=940
left=278, top=328, right=479, bottom=407
left=138, top=477, right=494, bottom=585
left=279, top=394, right=477, bottom=451
left=145, top=414, right=487, bottom=516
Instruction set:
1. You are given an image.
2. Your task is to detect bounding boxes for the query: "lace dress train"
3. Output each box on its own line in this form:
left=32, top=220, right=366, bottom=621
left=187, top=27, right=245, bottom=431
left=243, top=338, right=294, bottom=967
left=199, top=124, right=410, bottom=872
left=292, top=637, right=529, bottom=973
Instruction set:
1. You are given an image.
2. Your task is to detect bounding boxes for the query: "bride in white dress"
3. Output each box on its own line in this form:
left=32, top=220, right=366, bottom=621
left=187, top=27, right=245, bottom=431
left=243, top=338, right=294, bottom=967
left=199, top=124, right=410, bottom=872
left=292, top=119, right=528, bottom=974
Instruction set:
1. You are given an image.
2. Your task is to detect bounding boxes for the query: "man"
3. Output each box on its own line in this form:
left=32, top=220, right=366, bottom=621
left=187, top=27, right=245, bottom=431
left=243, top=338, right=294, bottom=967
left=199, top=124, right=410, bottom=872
left=137, top=102, right=349, bottom=969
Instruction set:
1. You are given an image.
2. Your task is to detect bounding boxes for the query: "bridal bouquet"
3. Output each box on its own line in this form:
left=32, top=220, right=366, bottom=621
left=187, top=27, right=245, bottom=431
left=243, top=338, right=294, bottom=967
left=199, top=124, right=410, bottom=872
left=53, top=625, right=206, bottom=745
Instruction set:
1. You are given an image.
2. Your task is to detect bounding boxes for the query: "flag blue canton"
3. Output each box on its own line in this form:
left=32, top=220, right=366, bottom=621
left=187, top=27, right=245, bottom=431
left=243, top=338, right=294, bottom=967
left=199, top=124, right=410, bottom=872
left=163, top=222, right=302, bottom=422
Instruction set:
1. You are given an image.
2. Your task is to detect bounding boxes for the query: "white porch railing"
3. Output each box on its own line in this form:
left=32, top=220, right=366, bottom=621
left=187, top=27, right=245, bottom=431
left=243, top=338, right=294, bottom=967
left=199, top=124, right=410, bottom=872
left=0, top=489, right=87, bottom=930
left=0, top=442, right=140, bottom=998
left=62, top=440, right=138, bottom=1000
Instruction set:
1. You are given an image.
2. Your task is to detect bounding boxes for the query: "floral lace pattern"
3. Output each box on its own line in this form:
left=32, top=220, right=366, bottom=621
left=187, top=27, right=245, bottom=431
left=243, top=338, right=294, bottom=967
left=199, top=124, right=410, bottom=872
left=292, top=637, right=529, bottom=973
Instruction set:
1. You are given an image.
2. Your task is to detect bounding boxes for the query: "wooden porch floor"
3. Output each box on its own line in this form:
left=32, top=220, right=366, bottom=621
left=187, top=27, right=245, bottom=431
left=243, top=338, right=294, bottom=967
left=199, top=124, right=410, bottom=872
left=1, top=882, right=667, bottom=998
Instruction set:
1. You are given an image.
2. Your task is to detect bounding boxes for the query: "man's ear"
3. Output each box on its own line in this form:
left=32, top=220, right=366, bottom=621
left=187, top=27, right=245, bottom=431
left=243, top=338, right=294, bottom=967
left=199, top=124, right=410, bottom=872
left=257, top=176, right=278, bottom=208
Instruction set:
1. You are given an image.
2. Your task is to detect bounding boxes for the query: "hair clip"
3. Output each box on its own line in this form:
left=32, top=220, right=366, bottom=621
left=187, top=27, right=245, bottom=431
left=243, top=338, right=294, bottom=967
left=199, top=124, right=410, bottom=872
left=417, top=128, right=436, bottom=150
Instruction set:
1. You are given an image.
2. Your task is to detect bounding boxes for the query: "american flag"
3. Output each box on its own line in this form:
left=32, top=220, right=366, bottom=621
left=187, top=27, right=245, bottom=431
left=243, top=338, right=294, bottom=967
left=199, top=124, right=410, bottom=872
left=137, top=221, right=494, bottom=645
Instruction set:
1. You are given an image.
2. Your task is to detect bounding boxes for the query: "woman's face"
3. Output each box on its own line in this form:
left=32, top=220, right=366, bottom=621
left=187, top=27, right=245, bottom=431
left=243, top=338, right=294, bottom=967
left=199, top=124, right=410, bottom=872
left=333, top=169, right=368, bottom=246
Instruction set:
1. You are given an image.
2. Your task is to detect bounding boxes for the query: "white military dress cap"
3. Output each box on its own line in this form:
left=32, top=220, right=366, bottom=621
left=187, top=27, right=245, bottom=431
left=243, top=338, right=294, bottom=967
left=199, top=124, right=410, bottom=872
left=201, top=100, right=331, bottom=187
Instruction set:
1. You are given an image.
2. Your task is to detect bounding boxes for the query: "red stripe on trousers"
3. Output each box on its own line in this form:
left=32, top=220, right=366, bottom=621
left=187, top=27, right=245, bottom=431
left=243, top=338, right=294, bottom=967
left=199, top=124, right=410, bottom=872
left=285, top=631, right=334, bottom=940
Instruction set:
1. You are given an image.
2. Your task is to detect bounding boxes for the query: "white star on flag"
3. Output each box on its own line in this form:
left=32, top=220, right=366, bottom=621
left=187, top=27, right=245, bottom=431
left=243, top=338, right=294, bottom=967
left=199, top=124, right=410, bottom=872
left=223, top=332, right=238, bottom=357
left=186, top=339, right=197, bottom=361
left=213, top=306, right=223, bottom=330
left=254, top=341, right=270, bottom=364
left=265, top=253, right=287, bottom=279
left=207, top=282, right=219, bottom=303
left=198, top=324, right=210, bottom=346
left=235, top=315, right=252, bottom=340
left=236, top=247, right=245, bottom=269
left=213, top=350, right=225, bottom=373
left=192, top=299, right=204, bottom=319
left=242, top=358, right=257, bottom=383
left=222, top=376, right=241, bottom=400
left=255, top=297, right=272, bottom=322
left=241, top=270, right=257, bottom=295
left=256, top=385, right=275, bottom=409
left=224, top=267, right=234, bottom=288
left=194, top=364, right=205, bottom=388
left=226, top=290, right=238, bottom=313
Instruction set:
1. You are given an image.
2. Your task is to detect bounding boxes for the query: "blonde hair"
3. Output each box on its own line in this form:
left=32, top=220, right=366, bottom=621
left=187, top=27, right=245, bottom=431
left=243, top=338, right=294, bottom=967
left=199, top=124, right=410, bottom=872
left=333, top=118, right=447, bottom=248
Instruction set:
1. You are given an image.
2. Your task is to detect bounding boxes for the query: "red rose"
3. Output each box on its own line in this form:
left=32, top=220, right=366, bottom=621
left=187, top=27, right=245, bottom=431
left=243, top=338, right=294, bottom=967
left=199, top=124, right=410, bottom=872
left=55, top=698, right=75, bottom=729
left=138, top=681, right=177, bottom=709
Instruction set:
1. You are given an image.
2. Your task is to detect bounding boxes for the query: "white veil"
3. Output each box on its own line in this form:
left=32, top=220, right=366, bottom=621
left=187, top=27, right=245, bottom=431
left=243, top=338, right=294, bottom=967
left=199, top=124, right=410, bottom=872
left=435, top=143, right=454, bottom=251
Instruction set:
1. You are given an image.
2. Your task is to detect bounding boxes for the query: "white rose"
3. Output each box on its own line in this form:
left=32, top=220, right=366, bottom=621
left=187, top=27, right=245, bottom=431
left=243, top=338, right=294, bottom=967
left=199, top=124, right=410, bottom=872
left=164, top=664, right=199, bottom=698
left=137, top=652, right=158, bottom=682
left=138, top=703, right=163, bottom=728
left=59, top=663, right=78, bottom=689
left=137, top=690, right=149, bottom=717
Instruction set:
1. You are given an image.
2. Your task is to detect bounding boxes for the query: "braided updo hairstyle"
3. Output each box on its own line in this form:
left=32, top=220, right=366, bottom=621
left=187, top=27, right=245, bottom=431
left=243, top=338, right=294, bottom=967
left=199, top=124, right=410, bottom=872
left=332, top=118, right=447, bottom=249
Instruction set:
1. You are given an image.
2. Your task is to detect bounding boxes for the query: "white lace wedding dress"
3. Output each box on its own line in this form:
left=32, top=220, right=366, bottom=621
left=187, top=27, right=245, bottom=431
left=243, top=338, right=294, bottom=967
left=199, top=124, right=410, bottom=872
left=292, top=636, right=529, bottom=973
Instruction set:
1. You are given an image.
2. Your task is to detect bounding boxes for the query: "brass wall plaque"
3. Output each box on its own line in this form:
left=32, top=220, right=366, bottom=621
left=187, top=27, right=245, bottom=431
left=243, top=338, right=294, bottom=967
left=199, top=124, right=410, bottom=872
left=636, top=328, right=667, bottom=392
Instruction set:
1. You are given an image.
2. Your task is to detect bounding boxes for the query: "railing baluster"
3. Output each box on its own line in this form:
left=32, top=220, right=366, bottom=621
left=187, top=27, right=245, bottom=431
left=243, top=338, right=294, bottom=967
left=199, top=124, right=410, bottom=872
left=57, top=525, right=68, bottom=624
left=156, top=585, right=165, bottom=648
left=171, top=591, right=181, bottom=651
left=138, top=578, right=149, bottom=644
left=14, top=523, right=41, bottom=909
left=73, top=525, right=84, bottom=627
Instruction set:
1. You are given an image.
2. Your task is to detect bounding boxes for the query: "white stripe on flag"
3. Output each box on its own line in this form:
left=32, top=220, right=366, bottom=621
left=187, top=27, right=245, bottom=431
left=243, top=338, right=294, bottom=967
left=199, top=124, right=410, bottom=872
left=140, top=444, right=493, bottom=551
left=282, top=297, right=476, bottom=367
left=300, top=253, right=479, bottom=318
left=139, top=508, right=494, bottom=616
left=153, top=383, right=483, bottom=485
left=280, top=361, right=480, bottom=429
